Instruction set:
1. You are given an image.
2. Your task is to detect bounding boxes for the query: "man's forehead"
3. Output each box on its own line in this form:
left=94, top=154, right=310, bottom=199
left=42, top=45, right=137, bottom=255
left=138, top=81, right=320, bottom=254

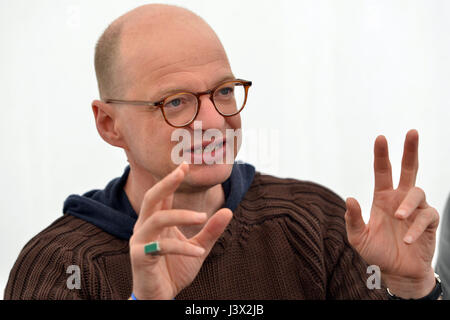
left=122, top=17, right=224, bottom=60
left=152, top=73, right=236, bottom=97
left=120, top=42, right=231, bottom=89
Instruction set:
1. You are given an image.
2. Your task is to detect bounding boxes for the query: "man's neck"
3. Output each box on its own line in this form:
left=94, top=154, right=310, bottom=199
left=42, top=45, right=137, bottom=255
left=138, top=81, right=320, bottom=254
left=124, top=166, right=225, bottom=238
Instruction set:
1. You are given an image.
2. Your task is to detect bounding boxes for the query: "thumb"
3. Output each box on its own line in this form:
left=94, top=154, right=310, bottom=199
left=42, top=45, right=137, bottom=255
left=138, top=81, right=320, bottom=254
left=344, top=197, right=367, bottom=248
left=191, top=208, right=233, bottom=253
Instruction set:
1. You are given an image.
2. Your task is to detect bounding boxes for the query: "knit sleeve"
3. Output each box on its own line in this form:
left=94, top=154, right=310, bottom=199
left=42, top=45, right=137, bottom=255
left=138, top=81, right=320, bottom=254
left=4, top=217, right=114, bottom=300
left=324, top=236, right=388, bottom=299
left=318, top=193, right=388, bottom=300
left=4, top=237, right=86, bottom=299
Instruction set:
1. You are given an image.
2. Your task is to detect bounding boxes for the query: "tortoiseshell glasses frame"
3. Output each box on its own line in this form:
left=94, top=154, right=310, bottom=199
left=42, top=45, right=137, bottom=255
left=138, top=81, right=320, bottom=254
left=104, top=79, right=252, bottom=128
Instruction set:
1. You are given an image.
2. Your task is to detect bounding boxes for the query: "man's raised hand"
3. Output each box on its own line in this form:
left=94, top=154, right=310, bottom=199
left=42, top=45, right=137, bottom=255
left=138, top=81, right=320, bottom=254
left=345, top=130, right=439, bottom=298
left=129, top=162, right=233, bottom=300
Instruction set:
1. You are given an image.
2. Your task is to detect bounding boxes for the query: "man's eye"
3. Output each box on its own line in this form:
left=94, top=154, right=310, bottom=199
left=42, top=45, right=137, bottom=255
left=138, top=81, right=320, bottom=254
left=167, top=98, right=182, bottom=107
left=219, top=87, right=233, bottom=95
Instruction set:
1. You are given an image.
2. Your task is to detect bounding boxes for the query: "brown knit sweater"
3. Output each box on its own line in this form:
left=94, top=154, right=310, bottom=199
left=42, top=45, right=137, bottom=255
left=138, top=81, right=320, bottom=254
left=4, top=172, right=388, bottom=300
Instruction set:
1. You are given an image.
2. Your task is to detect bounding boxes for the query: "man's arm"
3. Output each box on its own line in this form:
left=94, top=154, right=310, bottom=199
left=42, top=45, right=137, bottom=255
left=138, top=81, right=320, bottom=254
left=5, top=235, right=85, bottom=299
left=3, top=216, right=117, bottom=300
left=326, top=239, right=389, bottom=300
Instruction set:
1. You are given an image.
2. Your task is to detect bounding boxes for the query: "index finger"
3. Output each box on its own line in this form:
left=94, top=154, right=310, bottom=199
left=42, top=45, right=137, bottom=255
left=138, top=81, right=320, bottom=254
left=398, top=129, right=419, bottom=190
left=136, top=162, right=189, bottom=226
left=373, top=135, right=394, bottom=192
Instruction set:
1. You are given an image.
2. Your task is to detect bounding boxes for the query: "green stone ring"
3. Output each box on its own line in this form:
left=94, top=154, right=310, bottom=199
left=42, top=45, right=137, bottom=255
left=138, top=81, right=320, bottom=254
left=144, top=241, right=161, bottom=256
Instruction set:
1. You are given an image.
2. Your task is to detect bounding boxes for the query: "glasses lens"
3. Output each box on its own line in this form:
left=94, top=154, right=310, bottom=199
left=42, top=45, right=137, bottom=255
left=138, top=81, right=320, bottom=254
left=163, top=93, right=198, bottom=127
left=213, top=82, right=247, bottom=116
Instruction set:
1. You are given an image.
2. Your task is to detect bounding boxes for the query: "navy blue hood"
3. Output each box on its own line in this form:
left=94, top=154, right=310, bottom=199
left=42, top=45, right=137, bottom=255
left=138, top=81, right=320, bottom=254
left=63, top=162, right=255, bottom=240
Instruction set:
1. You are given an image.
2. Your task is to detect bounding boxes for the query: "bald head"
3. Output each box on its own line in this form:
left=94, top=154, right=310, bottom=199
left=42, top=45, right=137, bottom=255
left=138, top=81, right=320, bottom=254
left=94, top=4, right=228, bottom=100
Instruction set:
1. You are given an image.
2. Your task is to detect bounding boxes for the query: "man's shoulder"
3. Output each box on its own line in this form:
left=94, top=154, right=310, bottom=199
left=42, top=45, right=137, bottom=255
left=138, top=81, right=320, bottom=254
left=16, top=214, right=129, bottom=263
left=5, top=215, right=130, bottom=299
left=248, top=172, right=346, bottom=209
left=239, top=171, right=348, bottom=233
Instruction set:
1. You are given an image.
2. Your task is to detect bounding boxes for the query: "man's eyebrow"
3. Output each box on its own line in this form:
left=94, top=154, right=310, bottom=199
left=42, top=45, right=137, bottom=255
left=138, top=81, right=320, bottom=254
left=154, top=75, right=237, bottom=99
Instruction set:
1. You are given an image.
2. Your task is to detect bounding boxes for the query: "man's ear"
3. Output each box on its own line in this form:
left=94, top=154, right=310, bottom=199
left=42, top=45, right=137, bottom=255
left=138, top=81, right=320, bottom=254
left=91, top=100, right=126, bottom=149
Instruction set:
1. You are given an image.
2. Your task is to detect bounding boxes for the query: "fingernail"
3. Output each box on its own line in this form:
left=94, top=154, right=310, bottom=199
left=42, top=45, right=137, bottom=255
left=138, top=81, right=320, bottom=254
left=178, top=161, right=189, bottom=173
left=181, top=161, right=189, bottom=168
left=175, top=162, right=186, bottom=174
left=196, top=246, right=205, bottom=255
left=396, top=210, right=406, bottom=218
left=198, top=212, right=208, bottom=220
left=404, top=235, right=413, bottom=244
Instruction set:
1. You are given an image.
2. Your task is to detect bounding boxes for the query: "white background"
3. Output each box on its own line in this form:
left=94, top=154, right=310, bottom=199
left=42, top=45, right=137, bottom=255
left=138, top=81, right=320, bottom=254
left=1, top=0, right=450, bottom=299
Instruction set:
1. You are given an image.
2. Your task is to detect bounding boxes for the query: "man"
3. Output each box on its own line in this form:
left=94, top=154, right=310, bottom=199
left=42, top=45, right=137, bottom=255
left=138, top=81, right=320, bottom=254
left=4, top=4, right=442, bottom=300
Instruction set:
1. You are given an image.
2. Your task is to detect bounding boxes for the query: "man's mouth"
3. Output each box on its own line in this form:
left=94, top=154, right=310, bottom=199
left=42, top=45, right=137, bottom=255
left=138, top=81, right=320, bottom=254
left=187, top=139, right=226, bottom=155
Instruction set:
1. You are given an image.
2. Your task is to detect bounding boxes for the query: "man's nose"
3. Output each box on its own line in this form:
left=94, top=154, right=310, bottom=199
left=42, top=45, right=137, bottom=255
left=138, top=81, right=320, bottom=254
left=189, top=95, right=225, bottom=130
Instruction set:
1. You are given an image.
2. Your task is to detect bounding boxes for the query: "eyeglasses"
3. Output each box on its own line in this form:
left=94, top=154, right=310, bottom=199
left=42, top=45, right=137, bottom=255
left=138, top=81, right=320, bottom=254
left=104, top=79, right=252, bottom=128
